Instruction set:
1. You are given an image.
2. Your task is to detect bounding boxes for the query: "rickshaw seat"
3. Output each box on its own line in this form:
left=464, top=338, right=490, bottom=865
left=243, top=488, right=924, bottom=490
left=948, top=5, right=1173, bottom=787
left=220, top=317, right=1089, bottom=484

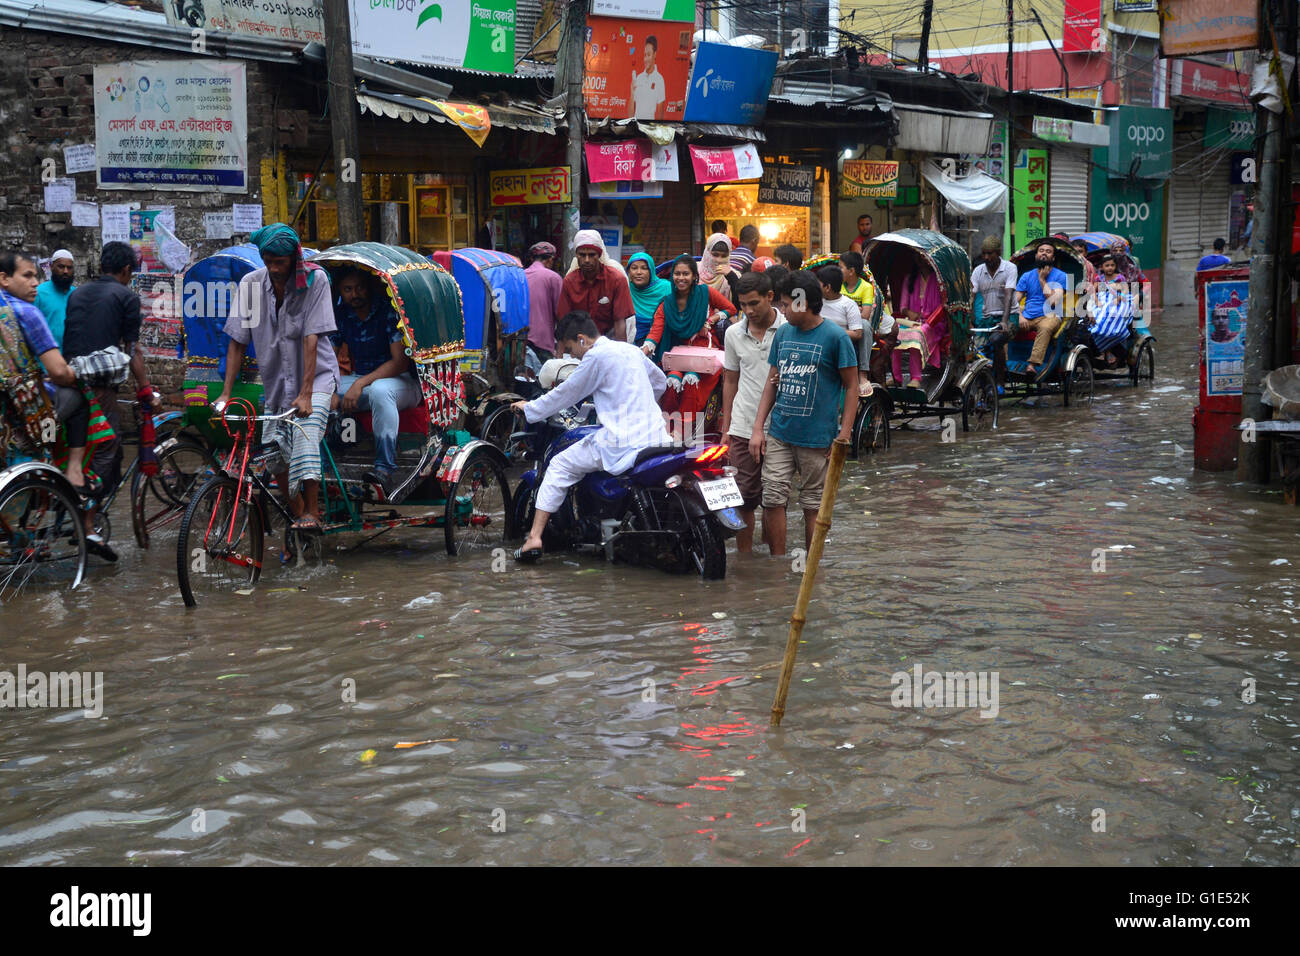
left=1013, top=328, right=1037, bottom=341
left=355, top=404, right=430, bottom=436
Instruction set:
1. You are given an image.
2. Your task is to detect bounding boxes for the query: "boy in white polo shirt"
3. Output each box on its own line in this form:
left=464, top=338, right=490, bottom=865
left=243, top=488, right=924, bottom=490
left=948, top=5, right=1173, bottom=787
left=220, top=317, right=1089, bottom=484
left=720, top=271, right=785, bottom=553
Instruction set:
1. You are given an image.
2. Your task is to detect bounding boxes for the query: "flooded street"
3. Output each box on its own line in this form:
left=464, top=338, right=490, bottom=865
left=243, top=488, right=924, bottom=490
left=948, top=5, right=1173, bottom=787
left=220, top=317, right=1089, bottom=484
left=1, top=307, right=1296, bottom=866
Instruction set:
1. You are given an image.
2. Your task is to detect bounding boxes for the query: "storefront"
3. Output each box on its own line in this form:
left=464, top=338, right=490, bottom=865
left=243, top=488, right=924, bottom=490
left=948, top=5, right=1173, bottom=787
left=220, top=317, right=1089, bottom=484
left=704, top=155, right=829, bottom=257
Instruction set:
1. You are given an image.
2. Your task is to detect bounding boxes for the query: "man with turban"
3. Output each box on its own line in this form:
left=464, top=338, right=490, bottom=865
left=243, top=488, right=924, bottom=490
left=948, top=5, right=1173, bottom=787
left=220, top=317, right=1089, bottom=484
left=216, top=223, right=339, bottom=532
left=556, top=229, right=635, bottom=342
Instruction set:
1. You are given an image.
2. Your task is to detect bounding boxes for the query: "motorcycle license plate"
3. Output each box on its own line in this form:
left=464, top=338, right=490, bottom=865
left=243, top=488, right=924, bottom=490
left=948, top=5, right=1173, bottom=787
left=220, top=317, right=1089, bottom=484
left=699, top=477, right=743, bottom=510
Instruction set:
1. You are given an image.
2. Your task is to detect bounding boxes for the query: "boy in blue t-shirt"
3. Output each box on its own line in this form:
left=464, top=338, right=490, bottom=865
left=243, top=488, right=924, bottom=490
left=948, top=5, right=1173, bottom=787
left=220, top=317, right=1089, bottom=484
left=749, top=270, right=858, bottom=556
left=1196, top=238, right=1232, bottom=272
left=1013, top=241, right=1069, bottom=377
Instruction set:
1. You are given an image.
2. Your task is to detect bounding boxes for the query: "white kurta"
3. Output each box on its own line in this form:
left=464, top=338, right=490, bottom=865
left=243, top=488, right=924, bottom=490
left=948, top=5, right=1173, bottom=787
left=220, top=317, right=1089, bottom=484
left=523, top=336, right=670, bottom=475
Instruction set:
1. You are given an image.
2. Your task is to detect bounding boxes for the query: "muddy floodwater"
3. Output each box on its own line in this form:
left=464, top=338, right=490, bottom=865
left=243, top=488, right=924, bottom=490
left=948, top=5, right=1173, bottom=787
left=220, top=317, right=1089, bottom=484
left=1, top=307, right=1296, bottom=866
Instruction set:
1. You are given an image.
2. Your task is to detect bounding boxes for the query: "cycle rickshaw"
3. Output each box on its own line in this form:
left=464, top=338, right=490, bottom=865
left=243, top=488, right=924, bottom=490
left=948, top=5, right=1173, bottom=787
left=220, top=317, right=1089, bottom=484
left=1068, top=231, right=1156, bottom=386
left=175, top=242, right=513, bottom=607
left=864, top=230, right=999, bottom=433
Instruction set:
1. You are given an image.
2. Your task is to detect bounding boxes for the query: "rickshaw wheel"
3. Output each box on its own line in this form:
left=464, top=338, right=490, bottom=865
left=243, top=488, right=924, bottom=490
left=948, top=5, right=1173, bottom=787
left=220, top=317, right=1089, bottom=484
left=961, top=369, right=999, bottom=432
left=1132, top=340, right=1155, bottom=386
left=444, top=449, right=512, bottom=556
left=481, top=404, right=527, bottom=461
left=852, top=394, right=889, bottom=456
left=1064, top=356, right=1094, bottom=407
left=0, top=473, right=87, bottom=604
left=132, top=438, right=217, bottom=549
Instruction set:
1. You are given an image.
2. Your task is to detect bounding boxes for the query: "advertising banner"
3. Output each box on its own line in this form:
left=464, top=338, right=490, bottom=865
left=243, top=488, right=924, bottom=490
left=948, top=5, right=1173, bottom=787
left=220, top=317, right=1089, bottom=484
left=689, top=144, right=763, bottom=184
left=584, top=16, right=693, bottom=121
left=490, top=167, right=572, bottom=206
left=1062, top=0, right=1102, bottom=54
left=1107, top=105, right=1172, bottom=180
left=94, top=60, right=248, bottom=193
left=1090, top=145, right=1166, bottom=267
left=682, top=42, right=778, bottom=126
left=164, top=0, right=324, bottom=44
left=585, top=140, right=651, bottom=182
left=591, top=0, right=695, bottom=20
left=757, top=163, right=815, bottom=207
left=1168, top=59, right=1250, bottom=105
left=1205, top=108, right=1254, bottom=150
left=1012, top=149, right=1049, bottom=253
left=1160, top=0, right=1256, bottom=57
left=1205, top=280, right=1247, bottom=396
left=350, top=0, right=516, bottom=74
left=840, top=160, right=899, bottom=199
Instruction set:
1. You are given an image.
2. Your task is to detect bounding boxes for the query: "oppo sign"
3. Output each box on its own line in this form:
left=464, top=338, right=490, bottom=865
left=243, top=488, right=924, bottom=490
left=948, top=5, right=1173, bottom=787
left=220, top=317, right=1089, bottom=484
left=1104, top=201, right=1151, bottom=228
left=1127, top=124, right=1167, bottom=147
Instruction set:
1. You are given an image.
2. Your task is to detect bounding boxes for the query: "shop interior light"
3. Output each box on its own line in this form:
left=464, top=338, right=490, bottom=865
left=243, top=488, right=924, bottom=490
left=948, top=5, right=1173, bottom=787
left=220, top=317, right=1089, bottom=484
left=759, top=222, right=781, bottom=241
left=843, top=147, right=855, bottom=159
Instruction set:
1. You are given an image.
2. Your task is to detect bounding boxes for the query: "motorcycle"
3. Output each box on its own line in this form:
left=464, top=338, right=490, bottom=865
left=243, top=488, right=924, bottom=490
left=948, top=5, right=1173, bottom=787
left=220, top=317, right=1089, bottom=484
left=509, top=382, right=745, bottom=580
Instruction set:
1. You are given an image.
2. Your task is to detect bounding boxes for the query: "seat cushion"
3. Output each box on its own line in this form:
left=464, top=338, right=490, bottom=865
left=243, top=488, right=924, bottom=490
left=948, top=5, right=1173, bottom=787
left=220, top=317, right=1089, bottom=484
left=355, top=403, right=430, bottom=436
left=1013, top=329, right=1037, bottom=341
left=633, top=445, right=684, bottom=465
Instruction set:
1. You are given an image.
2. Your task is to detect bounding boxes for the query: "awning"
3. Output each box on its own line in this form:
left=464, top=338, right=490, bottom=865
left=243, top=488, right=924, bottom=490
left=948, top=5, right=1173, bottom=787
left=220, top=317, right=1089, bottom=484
left=356, top=91, right=558, bottom=136
left=920, top=160, right=1007, bottom=215
left=896, top=104, right=995, bottom=154
left=582, top=116, right=765, bottom=143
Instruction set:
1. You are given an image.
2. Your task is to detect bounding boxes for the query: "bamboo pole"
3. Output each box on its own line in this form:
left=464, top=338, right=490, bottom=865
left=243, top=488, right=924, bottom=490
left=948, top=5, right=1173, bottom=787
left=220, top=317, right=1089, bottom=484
left=770, top=437, right=851, bottom=728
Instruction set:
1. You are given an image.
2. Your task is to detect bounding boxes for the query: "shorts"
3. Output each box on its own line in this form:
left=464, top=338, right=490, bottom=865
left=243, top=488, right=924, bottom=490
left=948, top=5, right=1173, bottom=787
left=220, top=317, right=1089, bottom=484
left=761, top=434, right=830, bottom=510
left=727, top=433, right=763, bottom=509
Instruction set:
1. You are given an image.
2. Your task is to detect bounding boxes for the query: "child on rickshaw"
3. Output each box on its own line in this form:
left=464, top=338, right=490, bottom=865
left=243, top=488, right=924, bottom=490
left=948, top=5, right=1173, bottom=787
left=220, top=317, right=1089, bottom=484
left=1081, top=253, right=1135, bottom=368
left=889, top=253, right=949, bottom=390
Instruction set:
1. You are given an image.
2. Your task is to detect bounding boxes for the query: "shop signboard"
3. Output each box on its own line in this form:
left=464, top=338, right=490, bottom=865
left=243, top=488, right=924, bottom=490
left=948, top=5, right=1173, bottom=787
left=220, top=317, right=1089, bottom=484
left=1090, top=145, right=1166, bottom=267
left=1205, top=280, right=1247, bottom=396
left=94, top=59, right=248, bottom=192
left=591, top=0, right=695, bottom=19
left=1168, top=59, right=1250, bottom=105
left=1012, top=149, right=1048, bottom=252
left=689, top=144, right=763, bottom=185
left=489, top=167, right=572, bottom=206
left=1204, top=108, right=1254, bottom=150
left=757, top=163, right=815, bottom=207
left=840, top=160, right=899, bottom=199
left=1062, top=0, right=1102, bottom=54
left=350, top=0, right=516, bottom=74
left=682, top=42, right=778, bottom=126
left=1159, top=0, right=1257, bottom=57
left=164, top=0, right=324, bottom=44
left=1107, top=106, right=1172, bottom=180
left=1114, top=0, right=1156, bottom=10
left=1032, top=116, right=1074, bottom=143
left=584, top=16, right=693, bottom=121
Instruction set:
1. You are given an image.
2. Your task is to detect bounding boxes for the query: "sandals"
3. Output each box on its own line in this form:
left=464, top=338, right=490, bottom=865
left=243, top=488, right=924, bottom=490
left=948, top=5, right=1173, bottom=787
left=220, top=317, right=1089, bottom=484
left=290, top=515, right=323, bottom=533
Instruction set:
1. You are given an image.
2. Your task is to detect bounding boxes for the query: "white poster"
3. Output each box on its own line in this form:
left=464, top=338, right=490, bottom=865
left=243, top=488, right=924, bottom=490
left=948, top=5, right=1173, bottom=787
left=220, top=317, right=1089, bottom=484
left=348, top=0, right=517, bottom=74
left=70, top=200, right=99, bottom=227
left=652, top=142, right=679, bottom=182
left=149, top=205, right=176, bottom=232
left=155, top=218, right=191, bottom=273
left=101, top=203, right=131, bottom=242
left=204, top=211, right=234, bottom=240
left=43, top=179, right=75, bottom=213
left=231, top=203, right=263, bottom=233
left=63, top=144, right=97, bottom=175
left=94, top=59, right=248, bottom=193
left=163, top=0, right=324, bottom=45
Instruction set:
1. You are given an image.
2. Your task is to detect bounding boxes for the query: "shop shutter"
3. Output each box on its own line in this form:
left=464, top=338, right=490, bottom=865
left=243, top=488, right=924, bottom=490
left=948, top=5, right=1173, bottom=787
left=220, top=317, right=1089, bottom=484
left=1048, top=148, right=1089, bottom=236
left=1198, top=148, right=1233, bottom=248
left=1167, top=127, right=1203, bottom=260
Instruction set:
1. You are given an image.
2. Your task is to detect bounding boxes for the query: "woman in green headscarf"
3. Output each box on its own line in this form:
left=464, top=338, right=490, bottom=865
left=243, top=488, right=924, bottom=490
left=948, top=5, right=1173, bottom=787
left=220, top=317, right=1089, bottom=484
left=641, top=255, right=734, bottom=366
left=626, top=252, right=671, bottom=347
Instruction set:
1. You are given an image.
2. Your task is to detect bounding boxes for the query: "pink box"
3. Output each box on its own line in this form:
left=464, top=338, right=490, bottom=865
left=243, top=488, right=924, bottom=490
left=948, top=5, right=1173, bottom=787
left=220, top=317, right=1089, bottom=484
left=663, top=345, right=725, bottom=375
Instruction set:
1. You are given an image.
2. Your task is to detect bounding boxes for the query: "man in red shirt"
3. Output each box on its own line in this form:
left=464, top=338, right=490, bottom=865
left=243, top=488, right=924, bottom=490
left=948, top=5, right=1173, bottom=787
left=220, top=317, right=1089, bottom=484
left=557, top=230, right=635, bottom=341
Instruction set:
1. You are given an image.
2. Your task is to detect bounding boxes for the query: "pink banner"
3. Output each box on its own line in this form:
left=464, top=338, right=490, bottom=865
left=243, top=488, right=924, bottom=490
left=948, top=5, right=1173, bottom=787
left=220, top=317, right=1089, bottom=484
left=584, top=139, right=652, bottom=183
left=1062, top=0, right=1101, bottom=54
left=689, top=144, right=763, bottom=184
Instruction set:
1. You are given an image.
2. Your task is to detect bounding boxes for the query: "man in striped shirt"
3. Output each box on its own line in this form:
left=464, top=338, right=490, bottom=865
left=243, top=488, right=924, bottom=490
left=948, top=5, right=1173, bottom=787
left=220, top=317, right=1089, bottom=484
left=1083, top=254, right=1134, bottom=367
left=730, top=225, right=759, bottom=272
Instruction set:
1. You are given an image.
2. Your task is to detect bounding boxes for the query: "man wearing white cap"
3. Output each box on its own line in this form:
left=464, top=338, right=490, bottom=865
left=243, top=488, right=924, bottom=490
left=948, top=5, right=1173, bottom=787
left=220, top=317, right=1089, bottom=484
left=556, top=229, right=635, bottom=342
left=35, top=249, right=76, bottom=346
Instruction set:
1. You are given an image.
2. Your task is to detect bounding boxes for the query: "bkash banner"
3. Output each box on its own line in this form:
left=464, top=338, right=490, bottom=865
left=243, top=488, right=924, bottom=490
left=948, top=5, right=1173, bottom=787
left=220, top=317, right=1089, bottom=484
left=689, top=144, right=763, bottom=184
left=585, top=140, right=678, bottom=181
left=683, top=42, right=778, bottom=126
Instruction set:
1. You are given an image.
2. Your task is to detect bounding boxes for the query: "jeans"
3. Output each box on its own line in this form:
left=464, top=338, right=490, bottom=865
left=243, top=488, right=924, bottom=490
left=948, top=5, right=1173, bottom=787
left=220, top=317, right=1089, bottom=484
left=337, top=373, right=421, bottom=473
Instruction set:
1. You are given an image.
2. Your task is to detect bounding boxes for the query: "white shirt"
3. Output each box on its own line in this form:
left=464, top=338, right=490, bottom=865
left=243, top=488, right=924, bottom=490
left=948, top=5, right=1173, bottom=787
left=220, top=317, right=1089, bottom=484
left=820, top=296, right=864, bottom=335
left=971, top=259, right=1018, bottom=317
left=632, top=69, right=665, bottom=120
left=723, top=308, right=787, bottom=438
left=523, top=336, right=670, bottom=474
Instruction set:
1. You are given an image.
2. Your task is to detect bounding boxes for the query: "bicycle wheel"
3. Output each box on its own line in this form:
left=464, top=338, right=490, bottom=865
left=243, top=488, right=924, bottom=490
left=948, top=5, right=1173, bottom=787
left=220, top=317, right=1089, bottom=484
left=0, top=473, right=87, bottom=603
left=176, top=475, right=264, bottom=608
left=480, top=404, right=526, bottom=461
left=133, top=438, right=217, bottom=548
left=444, top=448, right=512, bottom=555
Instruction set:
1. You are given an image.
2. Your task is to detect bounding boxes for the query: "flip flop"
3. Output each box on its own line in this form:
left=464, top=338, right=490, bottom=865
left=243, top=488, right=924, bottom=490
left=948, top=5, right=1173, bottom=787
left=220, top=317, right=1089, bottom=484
left=291, top=515, right=323, bottom=533
left=513, top=546, right=542, bottom=564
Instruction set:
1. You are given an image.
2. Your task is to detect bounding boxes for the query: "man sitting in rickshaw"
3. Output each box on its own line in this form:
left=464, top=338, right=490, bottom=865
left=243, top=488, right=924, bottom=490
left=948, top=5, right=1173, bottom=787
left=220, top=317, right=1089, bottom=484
left=330, top=267, right=421, bottom=491
left=1081, top=254, right=1135, bottom=367
left=1012, top=242, right=1068, bottom=379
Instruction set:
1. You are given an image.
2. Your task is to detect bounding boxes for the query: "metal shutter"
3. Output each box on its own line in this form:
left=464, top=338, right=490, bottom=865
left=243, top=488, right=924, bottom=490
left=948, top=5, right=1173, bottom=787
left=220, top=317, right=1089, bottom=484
left=1198, top=148, right=1232, bottom=248
left=1048, top=147, right=1089, bottom=236
left=1167, top=127, right=1203, bottom=259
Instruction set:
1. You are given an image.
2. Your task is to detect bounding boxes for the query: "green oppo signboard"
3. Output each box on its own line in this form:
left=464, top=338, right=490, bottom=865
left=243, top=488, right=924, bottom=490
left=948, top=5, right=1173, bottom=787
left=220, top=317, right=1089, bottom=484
left=1091, top=146, right=1164, bottom=267
left=1205, top=108, right=1255, bottom=150
left=1107, top=106, right=1173, bottom=180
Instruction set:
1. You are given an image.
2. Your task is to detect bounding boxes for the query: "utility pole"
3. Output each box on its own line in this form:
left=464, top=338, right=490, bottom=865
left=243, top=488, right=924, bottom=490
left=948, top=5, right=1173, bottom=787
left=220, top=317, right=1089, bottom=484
left=1240, top=0, right=1283, bottom=482
left=322, top=0, right=363, bottom=243
left=560, top=0, right=587, bottom=267
left=918, top=0, right=934, bottom=72
left=1005, top=0, right=1015, bottom=250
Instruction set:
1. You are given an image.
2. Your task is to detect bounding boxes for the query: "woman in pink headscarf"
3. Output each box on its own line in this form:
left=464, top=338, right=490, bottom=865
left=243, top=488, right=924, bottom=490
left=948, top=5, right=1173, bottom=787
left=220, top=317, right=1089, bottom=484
left=890, top=252, right=949, bottom=389
left=699, top=232, right=739, bottom=303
